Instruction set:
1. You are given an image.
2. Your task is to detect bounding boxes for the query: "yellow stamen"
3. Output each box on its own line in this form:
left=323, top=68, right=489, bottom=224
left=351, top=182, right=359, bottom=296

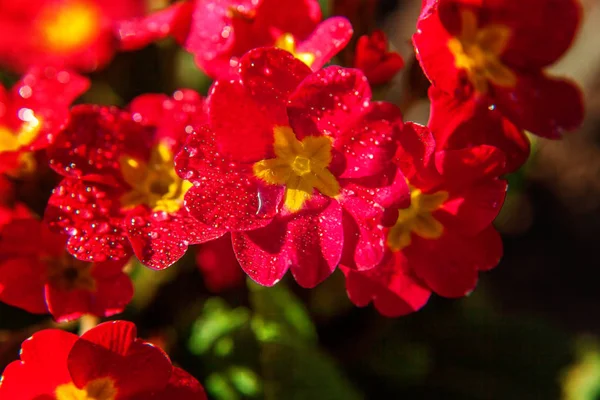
left=38, top=1, right=100, bottom=53
left=274, top=33, right=316, bottom=67
left=55, top=378, right=117, bottom=400
left=447, top=9, right=516, bottom=93
left=0, top=116, right=42, bottom=153
left=254, top=127, right=340, bottom=212
left=119, top=142, right=191, bottom=213
left=387, top=186, right=448, bottom=251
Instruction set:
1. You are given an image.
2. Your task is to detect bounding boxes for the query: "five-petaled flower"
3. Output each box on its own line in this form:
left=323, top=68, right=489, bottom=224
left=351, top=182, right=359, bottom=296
left=0, top=0, right=145, bottom=72
left=354, top=30, right=404, bottom=86
left=44, top=91, right=224, bottom=270
left=413, top=0, right=584, bottom=138
left=0, top=321, right=207, bottom=399
left=117, top=0, right=353, bottom=79
left=341, top=122, right=507, bottom=316
left=176, top=47, right=409, bottom=288
left=0, top=67, right=89, bottom=176
left=0, top=216, right=133, bottom=322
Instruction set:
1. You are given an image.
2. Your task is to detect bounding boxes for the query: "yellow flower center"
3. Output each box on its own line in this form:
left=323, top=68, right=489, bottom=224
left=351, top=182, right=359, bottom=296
left=447, top=9, right=516, bottom=94
left=0, top=115, right=42, bottom=154
left=38, top=0, right=100, bottom=53
left=119, top=142, right=192, bottom=213
left=56, top=378, right=117, bottom=400
left=253, top=126, right=340, bottom=212
left=274, top=33, right=316, bottom=67
left=45, top=253, right=96, bottom=292
left=387, top=186, right=448, bottom=251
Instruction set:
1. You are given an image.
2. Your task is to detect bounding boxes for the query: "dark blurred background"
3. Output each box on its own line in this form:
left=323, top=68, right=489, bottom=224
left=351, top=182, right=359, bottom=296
left=2, top=0, right=600, bottom=399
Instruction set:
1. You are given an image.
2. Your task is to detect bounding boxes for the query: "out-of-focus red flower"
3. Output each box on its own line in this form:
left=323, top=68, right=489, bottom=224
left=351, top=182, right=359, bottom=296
left=44, top=91, right=224, bottom=269
left=176, top=48, right=408, bottom=288
left=354, top=30, right=404, bottom=86
left=0, top=0, right=145, bottom=72
left=341, top=122, right=507, bottom=317
left=117, top=0, right=353, bottom=79
left=0, top=217, right=133, bottom=322
left=0, top=67, right=89, bottom=176
left=413, top=0, right=584, bottom=138
left=0, top=321, right=207, bottom=399
left=428, top=86, right=530, bottom=173
left=195, top=234, right=245, bottom=292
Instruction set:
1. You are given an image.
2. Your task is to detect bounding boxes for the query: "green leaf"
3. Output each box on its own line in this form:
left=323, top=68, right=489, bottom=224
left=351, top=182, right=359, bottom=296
left=188, top=297, right=250, bottom=355
left=249, top=279, right=362, bottom=400
left=248, top=280, right=317, bottom=343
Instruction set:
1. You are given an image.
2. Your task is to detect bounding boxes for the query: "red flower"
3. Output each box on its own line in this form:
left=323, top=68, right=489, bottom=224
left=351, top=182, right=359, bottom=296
left=117, top=0, right=353, bottom=79
left=341, top=122, right=506, bottom=316
left=0, top=67, right=89, bottom=175
left=0, top=321, right=206, bottom=399
left=176, top=48, right=408, bottom=288
left=413, top=0, right=584, bottom=138
left=354, top=30, right=404, bottom=86
left=45, top=91, right=224, bottom=269
left=0, top=217, right=133, bottom=322
left=428, top=86, right=530, bottom=173
left=0, top=0, right=145, bottom=72
left=195, top=234, right=245, bottom=292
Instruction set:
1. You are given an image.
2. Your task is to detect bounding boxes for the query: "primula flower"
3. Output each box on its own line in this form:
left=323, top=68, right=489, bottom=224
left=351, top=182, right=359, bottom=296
left=45, top=91, right=224, bottom=269
left=341, top=123, right=507, bottom=316
left=195, top=234, right=245, bottom=293
left=176, top=47, right=408, bottom=288
left=428, top=86, right=530, bottom=173
left=0, top=67, right=89, bottom=176
left=117, top=0, right=353, bottom=79
left=413, top=0, right=584, bottom=138
left=0, top=217, right=133, bottom=322
left=354, top=30, right=404, bottom=86
left=0, top=321, right=207, bottom=399
left=0, top=0, right=145, bottom=72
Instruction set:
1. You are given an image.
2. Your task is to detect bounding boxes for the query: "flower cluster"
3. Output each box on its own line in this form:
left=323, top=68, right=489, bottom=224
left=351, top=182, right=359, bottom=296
left=0, top=0, right=585, bottom=394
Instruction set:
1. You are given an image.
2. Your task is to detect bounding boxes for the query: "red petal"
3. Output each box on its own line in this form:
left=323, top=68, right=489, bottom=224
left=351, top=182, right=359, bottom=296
left=341, top=252, right=431, bottom=317
left=428, top=86, right=529, bottom=173
left=176, top=127, right=283, bottom=231
left=297, top=17, right=354, bottom=70
left=116, top=1, right=194, bottom=51
left=45, top=178, right=131, bottom=262
left=288, top=66, right=372, bottom=140
left=125, top=208, right=225, bottom=270
left=0, top=258, right=47, bottom=314
left=494, top=73, right=584, bottom=139
left=128, top=89, right=207, bottom=148
left=434, top=145, right=507, bottom=192
left=413, top=4, right=467, bottom=99
left=0, top=329, right=76, bottom=399
left=207, top=79, right=285, bottom=162
left=334, top=101, right=402, bottom=179
left=46, top=259, right=133, bottom=322
left=69, top=321, right=172, bottom=396
left=139, top=367, right=207, bottom=400
left=239, top=48, right=312, bottom=109
left=437, top=179, right=507, bottom=235
left=48, top=105, right=153, bottom=186
left=395, top=122, right=437, bottom=185
left=232, top=219, right=289, bottom=286
left=288, top=201, right=343, bottom=288
left=354, top=30, right=404, bottom=86
left=196, top=235, right=245, bottom=292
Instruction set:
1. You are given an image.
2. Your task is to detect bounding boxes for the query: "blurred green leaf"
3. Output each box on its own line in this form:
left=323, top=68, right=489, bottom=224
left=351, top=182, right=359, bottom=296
left=562, top=337, right=600, bottom=400
left=248, top=280, right=317, bottom=343
left=188, top=298, right=250, bottom=355
left=249, top=279, right=362, bottom=400
left=228, top=366, right=262, bottom=396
